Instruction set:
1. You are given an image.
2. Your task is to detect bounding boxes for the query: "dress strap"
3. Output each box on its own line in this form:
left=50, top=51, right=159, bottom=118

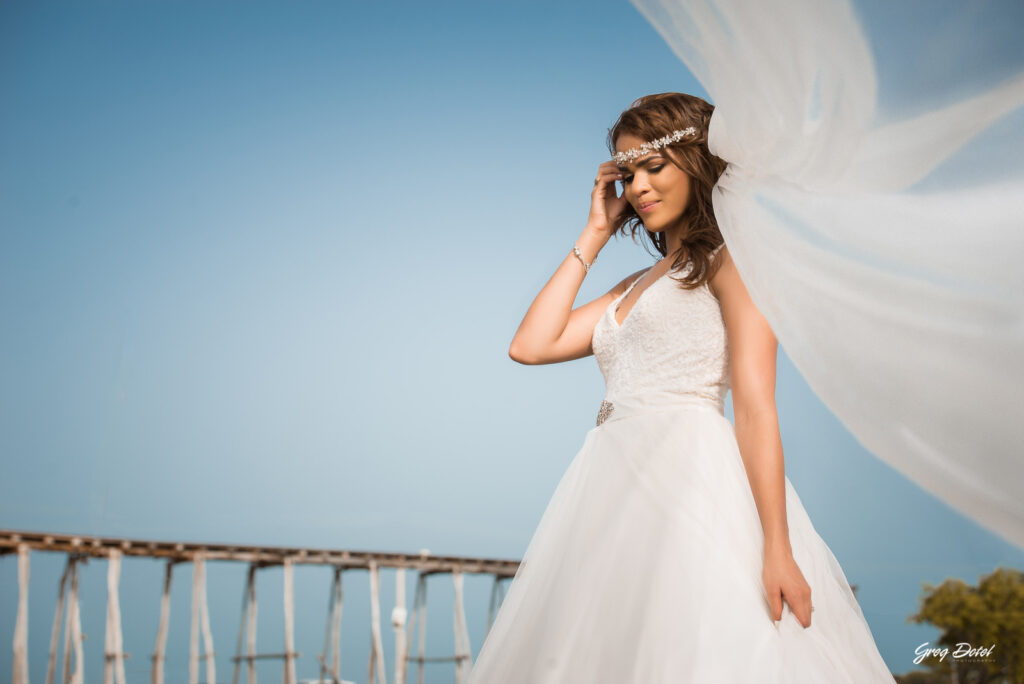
left=623, top=269, right=651, bottom=297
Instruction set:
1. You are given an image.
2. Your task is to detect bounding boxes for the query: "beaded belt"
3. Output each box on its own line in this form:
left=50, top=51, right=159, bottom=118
left=595, top=393, right=724, bottom=427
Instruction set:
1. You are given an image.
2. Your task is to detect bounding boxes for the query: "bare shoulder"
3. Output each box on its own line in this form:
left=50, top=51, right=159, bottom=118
left=708, top=244, right=757, bottom=313
left=708, top=244, right=734, bottom=301
left=709, top=244, right=769, bottom=329
left=710, top=243, right=777, bottom=356
left=609, top=266, right=652, bottom=297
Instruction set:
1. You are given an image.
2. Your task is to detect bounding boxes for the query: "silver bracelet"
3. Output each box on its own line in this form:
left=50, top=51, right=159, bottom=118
left=572, top=244, right=593, bottom=274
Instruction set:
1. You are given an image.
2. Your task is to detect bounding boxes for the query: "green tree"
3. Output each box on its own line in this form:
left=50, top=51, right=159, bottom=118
left=898, top=566, right=1024, bottom=684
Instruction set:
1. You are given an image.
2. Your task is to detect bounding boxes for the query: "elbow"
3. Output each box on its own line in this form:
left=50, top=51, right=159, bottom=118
left=507, top=337, right=548, bottom=366
left=508, top=338, right=539, bottom=365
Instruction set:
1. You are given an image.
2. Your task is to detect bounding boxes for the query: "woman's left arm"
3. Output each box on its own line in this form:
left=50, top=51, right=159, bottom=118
left=711, top=245, right=813, bottom=629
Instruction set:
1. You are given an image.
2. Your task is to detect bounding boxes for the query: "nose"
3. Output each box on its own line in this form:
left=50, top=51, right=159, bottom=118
left=631, top=170, right=653, bottom=196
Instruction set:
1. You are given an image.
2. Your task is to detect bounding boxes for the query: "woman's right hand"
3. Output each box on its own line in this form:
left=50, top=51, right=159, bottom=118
left=586, top=160, right=628, bottom=236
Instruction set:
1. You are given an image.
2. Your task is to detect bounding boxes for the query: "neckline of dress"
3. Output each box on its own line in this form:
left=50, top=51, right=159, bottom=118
left=609, top=266, right=676, bottom=328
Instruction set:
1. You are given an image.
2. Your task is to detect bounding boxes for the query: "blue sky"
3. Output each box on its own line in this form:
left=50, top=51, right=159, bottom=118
left=2, top=1, right=1022, bottom=682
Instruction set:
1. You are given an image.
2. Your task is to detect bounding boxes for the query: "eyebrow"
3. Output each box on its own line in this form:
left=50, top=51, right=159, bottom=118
left=616, top=155, right=665, bottom=171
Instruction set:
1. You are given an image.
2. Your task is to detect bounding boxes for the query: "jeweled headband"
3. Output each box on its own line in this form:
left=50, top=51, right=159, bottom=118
left=613, top=126, right=698, bottom=165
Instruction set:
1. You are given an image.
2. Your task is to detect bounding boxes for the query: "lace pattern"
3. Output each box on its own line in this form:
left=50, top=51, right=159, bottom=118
left=592, top=248, right=730, bottom=422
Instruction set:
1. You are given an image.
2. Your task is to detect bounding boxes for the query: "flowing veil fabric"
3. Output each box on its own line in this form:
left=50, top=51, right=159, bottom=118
left=628, top=0, right=1024, bottom=548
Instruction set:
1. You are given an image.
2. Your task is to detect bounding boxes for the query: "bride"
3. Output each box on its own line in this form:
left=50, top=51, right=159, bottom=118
left=465, top=92, right=896, bottom=682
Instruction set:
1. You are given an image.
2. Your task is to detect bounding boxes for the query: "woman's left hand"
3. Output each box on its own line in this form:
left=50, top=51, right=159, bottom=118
left=762, top=545, right=813, bottom=628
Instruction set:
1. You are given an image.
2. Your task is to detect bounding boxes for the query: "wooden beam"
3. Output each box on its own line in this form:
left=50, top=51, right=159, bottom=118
left=0, top=528, right=520, bottom=576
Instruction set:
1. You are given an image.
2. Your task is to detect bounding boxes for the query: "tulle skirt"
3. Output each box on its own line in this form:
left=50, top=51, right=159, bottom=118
left=466, top=399, right=895, bottom=683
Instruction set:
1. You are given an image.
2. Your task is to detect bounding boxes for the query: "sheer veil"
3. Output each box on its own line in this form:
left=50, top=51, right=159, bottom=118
left=628, top=0, right=1024, bottom=548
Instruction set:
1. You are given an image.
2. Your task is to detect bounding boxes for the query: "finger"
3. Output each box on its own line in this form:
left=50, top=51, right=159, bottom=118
left=593, top=169, right=622, bottom=194
left=792, top=601, right=808, bottom=628
left=803, top=593, right=814, bottom=628
left=603, top=176, right=622, bottom=200
left=603, top=168, right=624, bottom=193
left=767, top=590, right=783, bottom=622
left=611, top=170, right=623, bottom=197
left=790, top=591, right=812, bottom=628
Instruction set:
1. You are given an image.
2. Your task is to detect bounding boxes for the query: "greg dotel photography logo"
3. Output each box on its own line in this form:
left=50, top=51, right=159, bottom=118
left=914, top=642, right=997, bottom=666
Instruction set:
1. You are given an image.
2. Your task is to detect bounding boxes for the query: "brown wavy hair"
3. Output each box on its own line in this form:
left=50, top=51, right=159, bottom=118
left=606, top=92, right=729, bottom=290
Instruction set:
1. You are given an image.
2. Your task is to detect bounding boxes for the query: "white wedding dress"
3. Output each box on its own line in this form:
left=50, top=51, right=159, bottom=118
left=466, top=248, right=895, bottom=683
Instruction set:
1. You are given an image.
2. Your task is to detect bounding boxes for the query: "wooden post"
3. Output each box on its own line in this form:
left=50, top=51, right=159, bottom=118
left=452, top=569, right=471, bottom=684
left=47, top=555, right=70, bottom=684
left=319, top=566, right=344, bottom=684
left=413, top=573, right=428, bottom=684
left=232, top=563, right=259, bottom=684
left=13, top=543, right=30, bottom=684
left=104, top=548, right=127, bottom=684
left=190, top=554, right=216, bottom=684
left=367, top=560, right=387, bottom=684
left=392, top=567, right=407, bottom=684
left=62, top=556, right=85, bottom=684
left=283, top=557, right=297, bottom=684
left=152, top=560, right=174, bottom=684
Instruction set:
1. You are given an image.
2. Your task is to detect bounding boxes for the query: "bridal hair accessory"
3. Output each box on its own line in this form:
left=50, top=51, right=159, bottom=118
left=613, top=127, right=698, bottom=165
left=572, top=244, right=593, bottom=274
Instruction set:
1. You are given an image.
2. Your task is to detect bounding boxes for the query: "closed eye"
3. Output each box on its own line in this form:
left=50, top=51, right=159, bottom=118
left=621, top=165, right=664, bottom=184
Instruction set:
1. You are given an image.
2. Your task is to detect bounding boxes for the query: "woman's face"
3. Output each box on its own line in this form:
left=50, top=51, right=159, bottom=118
left=614, top=133, right=692, bottom=232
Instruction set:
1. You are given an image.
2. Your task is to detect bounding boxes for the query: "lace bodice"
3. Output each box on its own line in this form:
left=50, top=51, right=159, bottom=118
left=591, top=248, right=730, bottom=422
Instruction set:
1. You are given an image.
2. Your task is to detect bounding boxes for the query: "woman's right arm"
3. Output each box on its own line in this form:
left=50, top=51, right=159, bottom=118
left=508, top=161, right=643, bottom=365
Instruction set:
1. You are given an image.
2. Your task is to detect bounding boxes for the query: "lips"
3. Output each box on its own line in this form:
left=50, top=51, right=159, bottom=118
left=638, top=201, right=660, bottom=213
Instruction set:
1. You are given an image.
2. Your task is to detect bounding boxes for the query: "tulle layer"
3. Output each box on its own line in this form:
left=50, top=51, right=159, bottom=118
left=467, top=405, right=895, bottom=683
left=627, top=0, right=1024, bottom=548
